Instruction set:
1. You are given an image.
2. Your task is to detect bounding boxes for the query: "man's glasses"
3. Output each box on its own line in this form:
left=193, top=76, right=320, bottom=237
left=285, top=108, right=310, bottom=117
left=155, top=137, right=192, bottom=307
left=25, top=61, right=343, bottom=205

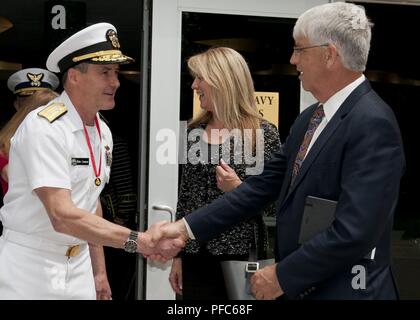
left=292, top=43, right=329, bottom=54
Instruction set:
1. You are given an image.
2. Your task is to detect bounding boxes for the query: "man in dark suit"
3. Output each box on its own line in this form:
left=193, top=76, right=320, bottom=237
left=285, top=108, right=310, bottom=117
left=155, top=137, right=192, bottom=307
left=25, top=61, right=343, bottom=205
left=152, top=2, right=405, bottom=299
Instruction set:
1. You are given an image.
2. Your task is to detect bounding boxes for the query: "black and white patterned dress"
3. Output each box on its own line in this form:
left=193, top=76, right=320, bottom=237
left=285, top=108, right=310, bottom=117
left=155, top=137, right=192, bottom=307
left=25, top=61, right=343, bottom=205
left=177, top=120, right=281, bottom=258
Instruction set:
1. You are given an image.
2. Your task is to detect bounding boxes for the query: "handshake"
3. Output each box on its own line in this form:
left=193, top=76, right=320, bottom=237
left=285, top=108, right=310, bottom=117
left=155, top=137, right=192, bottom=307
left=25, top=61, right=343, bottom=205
left=136, top=220, right=188, bottom=262
left=132, top=219, right=284, bottom=300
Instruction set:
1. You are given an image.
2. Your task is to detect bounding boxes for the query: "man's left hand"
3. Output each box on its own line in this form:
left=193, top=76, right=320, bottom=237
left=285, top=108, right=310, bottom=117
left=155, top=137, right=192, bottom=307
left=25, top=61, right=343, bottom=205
left=94, top=272, right=112, bottom=300
left=250, top=263, right=283, bottom=300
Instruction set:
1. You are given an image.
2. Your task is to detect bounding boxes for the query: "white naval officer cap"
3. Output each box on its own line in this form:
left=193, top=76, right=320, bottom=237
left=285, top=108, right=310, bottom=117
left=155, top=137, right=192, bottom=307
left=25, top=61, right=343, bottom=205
left=7, top=68, right=59, bottom=97
left=46, top=22, right=134, bottom=73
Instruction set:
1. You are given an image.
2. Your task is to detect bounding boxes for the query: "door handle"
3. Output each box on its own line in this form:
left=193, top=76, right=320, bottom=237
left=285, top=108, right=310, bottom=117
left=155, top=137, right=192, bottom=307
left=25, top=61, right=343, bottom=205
left=152, top=205, right=175, bottom=223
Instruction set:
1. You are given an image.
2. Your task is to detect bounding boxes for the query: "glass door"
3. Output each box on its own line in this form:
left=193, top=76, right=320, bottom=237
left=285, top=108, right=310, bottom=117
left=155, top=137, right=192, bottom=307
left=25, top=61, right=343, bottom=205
left=144, top=0, right=328, bottom=300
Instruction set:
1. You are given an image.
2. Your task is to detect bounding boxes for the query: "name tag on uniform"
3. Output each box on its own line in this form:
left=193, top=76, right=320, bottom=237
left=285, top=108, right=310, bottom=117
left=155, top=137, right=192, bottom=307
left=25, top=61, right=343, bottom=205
left=71, top=158, right=89, bottom=166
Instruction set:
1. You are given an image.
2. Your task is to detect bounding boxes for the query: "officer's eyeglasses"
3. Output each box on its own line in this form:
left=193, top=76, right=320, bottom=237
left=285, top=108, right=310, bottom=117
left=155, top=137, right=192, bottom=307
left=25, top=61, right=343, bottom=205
left=292, top=43, right=329, bottom=55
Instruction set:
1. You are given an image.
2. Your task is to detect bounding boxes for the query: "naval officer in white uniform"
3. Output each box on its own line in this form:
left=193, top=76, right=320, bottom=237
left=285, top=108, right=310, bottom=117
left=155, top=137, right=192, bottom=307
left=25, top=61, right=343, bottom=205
left=0, top=22, right=183, bottom=299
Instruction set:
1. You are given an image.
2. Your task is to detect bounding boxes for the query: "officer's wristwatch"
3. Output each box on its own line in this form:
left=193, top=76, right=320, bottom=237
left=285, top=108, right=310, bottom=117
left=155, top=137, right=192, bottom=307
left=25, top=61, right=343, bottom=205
left=123, top=230, right=138, bottom=253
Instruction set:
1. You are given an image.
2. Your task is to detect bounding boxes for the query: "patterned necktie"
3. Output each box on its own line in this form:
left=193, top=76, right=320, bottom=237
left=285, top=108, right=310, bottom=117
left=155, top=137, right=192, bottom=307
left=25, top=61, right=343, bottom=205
left=290, top=104, right=325, bottom=186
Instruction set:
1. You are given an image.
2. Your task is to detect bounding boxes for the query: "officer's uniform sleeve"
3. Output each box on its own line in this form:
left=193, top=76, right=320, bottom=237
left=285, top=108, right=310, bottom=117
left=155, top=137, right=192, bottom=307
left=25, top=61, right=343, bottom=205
left=13, top=116, right=71, bottom=191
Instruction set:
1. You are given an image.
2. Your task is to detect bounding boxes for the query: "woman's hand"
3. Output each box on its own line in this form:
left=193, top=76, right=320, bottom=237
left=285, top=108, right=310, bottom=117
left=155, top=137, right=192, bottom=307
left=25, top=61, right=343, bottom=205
left=169, top=257, right=183, bottom=294
left=216, top=159, right=242, bottom=192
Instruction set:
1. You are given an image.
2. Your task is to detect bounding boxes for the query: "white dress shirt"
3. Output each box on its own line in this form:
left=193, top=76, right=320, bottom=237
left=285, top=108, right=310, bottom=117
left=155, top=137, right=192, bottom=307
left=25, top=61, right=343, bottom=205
left=304, top=75, right=366, bottom=158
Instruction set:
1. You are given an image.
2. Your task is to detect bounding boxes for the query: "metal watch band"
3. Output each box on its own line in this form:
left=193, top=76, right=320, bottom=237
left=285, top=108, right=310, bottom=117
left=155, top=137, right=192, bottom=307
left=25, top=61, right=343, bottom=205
left=129, top=230, right=138, bottom=241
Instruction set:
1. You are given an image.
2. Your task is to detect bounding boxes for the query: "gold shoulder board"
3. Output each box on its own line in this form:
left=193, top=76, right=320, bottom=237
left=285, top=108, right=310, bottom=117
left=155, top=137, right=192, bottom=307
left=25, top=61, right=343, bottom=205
left=38, top=103, right=67, bottom=123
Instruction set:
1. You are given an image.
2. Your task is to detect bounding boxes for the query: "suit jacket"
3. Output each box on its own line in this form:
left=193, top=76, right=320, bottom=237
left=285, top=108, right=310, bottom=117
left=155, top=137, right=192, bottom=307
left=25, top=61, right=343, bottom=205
left=185, top=80, right=405, bottom=299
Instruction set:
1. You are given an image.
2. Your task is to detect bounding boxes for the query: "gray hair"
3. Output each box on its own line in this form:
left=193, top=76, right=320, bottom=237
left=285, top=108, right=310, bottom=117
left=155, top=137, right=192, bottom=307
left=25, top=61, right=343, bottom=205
left=293, top=2, right=372, bottom=72
left=62, top=63, right=89, bottom=86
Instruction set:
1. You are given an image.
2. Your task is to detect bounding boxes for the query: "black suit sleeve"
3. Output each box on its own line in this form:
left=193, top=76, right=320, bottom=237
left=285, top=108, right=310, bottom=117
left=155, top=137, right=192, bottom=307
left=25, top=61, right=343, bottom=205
left=185, top=148, right=287, bottom=242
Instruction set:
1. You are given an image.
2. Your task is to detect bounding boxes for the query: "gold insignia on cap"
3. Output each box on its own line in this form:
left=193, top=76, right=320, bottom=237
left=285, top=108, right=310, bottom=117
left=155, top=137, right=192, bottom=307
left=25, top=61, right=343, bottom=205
left=15, top=87, right=51, bottom=96
left=91, top=52, right=131, bottom=63
left=73, top=50, right=123, bottom=63
left=27, top=73, right=44, bottom=87
left=106, top=29, right=120, bottom=49
left=38, top=102, right=67, bottom=123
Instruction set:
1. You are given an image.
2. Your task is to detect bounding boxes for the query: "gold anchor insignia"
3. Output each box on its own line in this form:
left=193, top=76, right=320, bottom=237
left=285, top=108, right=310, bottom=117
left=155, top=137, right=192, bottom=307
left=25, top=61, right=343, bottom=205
left=106, top=29, right=120, bottom=49
left=27, top=73, right=44, bottom=87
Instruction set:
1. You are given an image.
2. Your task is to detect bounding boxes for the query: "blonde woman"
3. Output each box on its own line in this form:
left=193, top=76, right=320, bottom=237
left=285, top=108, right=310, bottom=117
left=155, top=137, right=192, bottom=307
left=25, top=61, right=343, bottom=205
left=169, top=47, right=280, bottom=299
left=0, top=89, right=59, bottom=194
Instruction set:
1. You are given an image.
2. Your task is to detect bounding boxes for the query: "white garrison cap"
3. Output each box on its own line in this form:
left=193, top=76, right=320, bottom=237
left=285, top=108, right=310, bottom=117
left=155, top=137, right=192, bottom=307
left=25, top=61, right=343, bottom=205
left=46, top=22, right=134, bottom=73
left=7, top=68, right=59, bottom=96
